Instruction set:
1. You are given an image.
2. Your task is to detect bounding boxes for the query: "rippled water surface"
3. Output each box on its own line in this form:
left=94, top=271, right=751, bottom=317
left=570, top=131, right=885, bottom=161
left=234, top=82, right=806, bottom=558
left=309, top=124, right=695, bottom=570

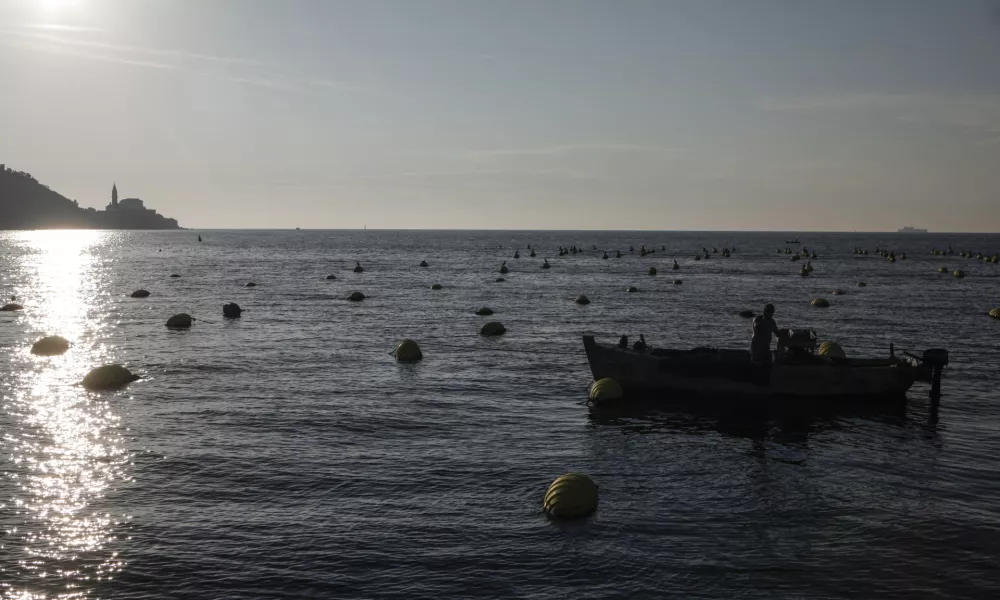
left=2, top=230, right=999, bottom=599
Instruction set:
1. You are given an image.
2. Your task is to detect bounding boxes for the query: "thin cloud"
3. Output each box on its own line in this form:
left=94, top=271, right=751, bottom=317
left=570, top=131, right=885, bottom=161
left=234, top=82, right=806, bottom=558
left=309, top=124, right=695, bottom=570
left=0, top=37, right=177, bottom=70
left=19, top=23, right=106, bottom=33
left=256, top=169, right=600, bottom=189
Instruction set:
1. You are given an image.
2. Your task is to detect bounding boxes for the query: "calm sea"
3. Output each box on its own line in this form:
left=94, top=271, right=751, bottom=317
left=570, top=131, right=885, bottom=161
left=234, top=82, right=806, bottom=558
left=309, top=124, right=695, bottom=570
left=1, top=230, right=999, bottom=599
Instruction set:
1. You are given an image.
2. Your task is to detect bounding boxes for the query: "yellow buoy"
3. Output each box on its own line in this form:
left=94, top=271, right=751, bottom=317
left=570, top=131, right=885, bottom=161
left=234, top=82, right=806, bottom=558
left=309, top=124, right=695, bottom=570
left=989, top=308, right=999, bottom=319
left=832, top=289, right=844, bottom=295
left=393, top=339, right=423, bottom=362
left=818, top=341, right=846, bottom=359
left=954, top=270, right=965, bottom=278
left=799, top=268, right=809, bottom=277
left=937, top=267, right=947, bottom=273
left=589, top=378, right=623, bottom=402
left=647, top=267, right=657, bottom=276
left=31, top=335, right=71, bottom=356
left=543, top=473, right=599, bottom=520
left=480, top=321, right=506, bottom=336
left=575, top=295, right=590, bottom=305
left=348, top=291, right=366, bottom=301
left=166, top=313, right=193, bottom=328
left=81, top=364, right=140, bottom=391
left=811, top=298, right=830, bottom=308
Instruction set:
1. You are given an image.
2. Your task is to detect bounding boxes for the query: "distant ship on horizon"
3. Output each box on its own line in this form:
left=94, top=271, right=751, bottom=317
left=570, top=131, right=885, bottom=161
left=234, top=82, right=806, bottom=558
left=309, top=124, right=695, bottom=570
left=898, top=226, right=928, bottom=233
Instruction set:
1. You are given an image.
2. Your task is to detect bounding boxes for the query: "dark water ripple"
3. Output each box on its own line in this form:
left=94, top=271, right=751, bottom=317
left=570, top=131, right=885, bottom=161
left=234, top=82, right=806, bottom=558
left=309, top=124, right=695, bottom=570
left=2, top=230, right=1000, bottom=599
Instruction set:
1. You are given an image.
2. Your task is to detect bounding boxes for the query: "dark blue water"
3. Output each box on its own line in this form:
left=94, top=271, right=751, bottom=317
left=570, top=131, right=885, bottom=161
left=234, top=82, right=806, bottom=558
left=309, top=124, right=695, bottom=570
left=2, top=230, right=999, bottom=599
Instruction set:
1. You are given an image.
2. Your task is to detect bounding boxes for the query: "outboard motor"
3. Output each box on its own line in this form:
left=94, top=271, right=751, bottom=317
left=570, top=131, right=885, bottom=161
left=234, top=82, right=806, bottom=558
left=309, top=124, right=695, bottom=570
left=922, top=348, right=949, bottom=400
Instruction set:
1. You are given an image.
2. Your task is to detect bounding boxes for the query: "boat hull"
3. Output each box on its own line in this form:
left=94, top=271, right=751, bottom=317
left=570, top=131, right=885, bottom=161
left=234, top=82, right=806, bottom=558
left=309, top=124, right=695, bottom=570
left=583, top=336, right=916, bottom=403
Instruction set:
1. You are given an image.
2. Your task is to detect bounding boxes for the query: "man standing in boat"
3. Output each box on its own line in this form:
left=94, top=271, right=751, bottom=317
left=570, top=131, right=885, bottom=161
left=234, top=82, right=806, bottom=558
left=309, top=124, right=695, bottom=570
left=751, top=304, right=782, bottom=383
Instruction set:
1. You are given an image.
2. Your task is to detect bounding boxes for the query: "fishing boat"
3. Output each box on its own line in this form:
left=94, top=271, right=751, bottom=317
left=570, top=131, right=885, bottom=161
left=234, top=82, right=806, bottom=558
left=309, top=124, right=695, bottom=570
left=583, top=333, right=947, bottom=403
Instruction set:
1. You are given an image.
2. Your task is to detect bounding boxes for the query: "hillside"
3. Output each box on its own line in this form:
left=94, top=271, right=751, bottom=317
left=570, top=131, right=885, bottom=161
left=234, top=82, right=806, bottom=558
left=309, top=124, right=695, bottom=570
left=0, top=165, right=181, bottom=230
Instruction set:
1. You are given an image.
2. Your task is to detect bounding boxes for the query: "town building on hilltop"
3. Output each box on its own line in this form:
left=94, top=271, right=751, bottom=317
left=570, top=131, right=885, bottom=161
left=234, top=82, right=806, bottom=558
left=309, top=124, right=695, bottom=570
left=106, top=183, right=148, bottom=212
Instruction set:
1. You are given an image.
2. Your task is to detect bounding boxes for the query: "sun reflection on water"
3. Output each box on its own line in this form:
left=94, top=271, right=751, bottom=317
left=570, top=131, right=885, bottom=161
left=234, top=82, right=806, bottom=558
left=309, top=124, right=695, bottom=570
left=2, top=231, right=130, bottom=599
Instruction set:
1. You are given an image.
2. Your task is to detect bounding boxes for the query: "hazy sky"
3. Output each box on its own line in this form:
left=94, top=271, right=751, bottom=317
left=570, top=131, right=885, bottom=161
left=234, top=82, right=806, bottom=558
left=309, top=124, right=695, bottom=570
left=2, top=0, right=999, bottom=231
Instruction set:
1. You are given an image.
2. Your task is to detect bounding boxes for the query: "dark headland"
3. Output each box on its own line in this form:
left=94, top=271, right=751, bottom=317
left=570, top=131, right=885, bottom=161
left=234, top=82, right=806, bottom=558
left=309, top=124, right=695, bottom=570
left=0, top=164, right=181, bottom=230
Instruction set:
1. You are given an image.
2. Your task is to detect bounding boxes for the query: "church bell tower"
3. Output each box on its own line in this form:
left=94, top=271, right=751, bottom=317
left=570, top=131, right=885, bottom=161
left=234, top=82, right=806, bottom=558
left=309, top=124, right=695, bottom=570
left=112, top=182, right=118, bottom=207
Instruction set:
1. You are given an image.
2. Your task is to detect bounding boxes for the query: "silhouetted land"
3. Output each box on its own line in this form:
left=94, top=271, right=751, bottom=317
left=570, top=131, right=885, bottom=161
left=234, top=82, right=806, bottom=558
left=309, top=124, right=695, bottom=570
left=0, top=165, right=180, bottom=230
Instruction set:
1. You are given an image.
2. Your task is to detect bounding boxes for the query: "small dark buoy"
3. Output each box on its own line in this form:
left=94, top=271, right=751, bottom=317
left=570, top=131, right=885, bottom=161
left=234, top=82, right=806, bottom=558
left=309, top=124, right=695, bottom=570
left=326, top=274, right=337, bottom=280
left=169, top=274, right=181, bottom=278
left=602, top=252, right=609, bottom=260
left=575, top=294, right=590, bottom=305
left=419, top=260, right=429, bottom=268
left=499, top=261, right=509, bottom=274
left=529, top=249, right=536, bottom=258
left=626, top=286, right=639, bottom=293
left=393, top=339, right=423, bottom=362
left=198, top=235, right=202, bottom=242
left=245, top=282, right=257, bottom=288
left=673, top=279, right=682, bottom=285
left=31, top=335, right=71, bottom=356
left=81, top=365, right=140, bottom=391
left=541, top=259, right=551, bottom=269
left=354, top=261, right=364, bottom=273
left=475, top=307, right=494, bottom=316
left=431, top=283, right=443, bottom=290
left=348, top=291, right=366, bottom=302
left=832, top=289, right=844, bottom=295
left=223, top=303, right=243, bottom=318
left=739, top=310, right=754, bottom=318
left=130, top=289, right=151, bottom=298
left=811, top=298, right=830, bottom=308
left=857, top=281, right=867, bottom=287
left=647, top=267, right=657, bottom=276
left=166, top=313, right=194, bottom=328
left=672, top=260, right=679, bottom=270
left=495, top=277, right=505, bottom=282
left=480, top=321, right=506, bottom=336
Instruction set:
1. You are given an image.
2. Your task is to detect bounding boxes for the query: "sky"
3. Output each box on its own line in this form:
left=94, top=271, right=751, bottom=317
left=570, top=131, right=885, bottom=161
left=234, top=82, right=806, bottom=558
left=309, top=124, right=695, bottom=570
left=1, top=0, right=999, bottom=231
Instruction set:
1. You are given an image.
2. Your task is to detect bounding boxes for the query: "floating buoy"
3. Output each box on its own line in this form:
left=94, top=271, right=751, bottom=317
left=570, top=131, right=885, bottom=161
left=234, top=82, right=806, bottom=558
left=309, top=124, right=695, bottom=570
left=811, top=298, right=830, bottom=308
left=818, top=341, right=846, bottom=359
left=130, top=289, right=151, bottom=298
left=419, top=260, right=429, bottom=268
left=602, top=252, right=609, bottom=260
left=31, top=335, right=71, bottom=356
left=900, top=253, right=907, bottom=260
left=326, top=274, right=337, bottom=280
left=739, top=309, right=754, bottom=318
left=431, top=283, right=443, bottom=290
left=575, top=294, right=591, bottom=305
left=223, top=303, right=243, bottom=318
left=857, top=281, right=867, bottom=287
left=1, top=303, right=24, bottom=311
left=673, top=279, right=682, bottom=285
left=245, top=282, right=257, bottom=288
left=672, top=261, right=679, bottom=270
left=495, top=277, right=505, bottom=282
left=626, top=286, right=639, bottom=293
left=589, top=377, right=623, bottom=403
left=937, top=267, right=948, bottom=273
left=169, top=274, right=181, bottom=278
left=990, top=308, right=1000, bottom=319
left=832, top=289, right=844, bottom=295
left=694, top=255, right=701, bottom=261
left=791, top=255, right=800, bottom=262
left=348, top=291, right=366, bottom=302
left=354, top=262, right=364, bottom=273
left=166, top=313, right=194, bottom=328
left=799, top=268, right=809, bottom=277
left=954, top=270, right=965, bottom=278
left=393, top=339, right=423, bottom=362
left=543, top=473, right=598, bottom=520
left=480, top=321, right=506, bottom=336
left=887, top=256, right=896, bottom=263
left=81, top=365, right=140, bottom=391
left=475, top=307, right=494, bottom=316
left=499, top=262, right=509, bottom=274
left=647, top=267, right=657, bottom=276
left=541, top=259, right=551, bottom=269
